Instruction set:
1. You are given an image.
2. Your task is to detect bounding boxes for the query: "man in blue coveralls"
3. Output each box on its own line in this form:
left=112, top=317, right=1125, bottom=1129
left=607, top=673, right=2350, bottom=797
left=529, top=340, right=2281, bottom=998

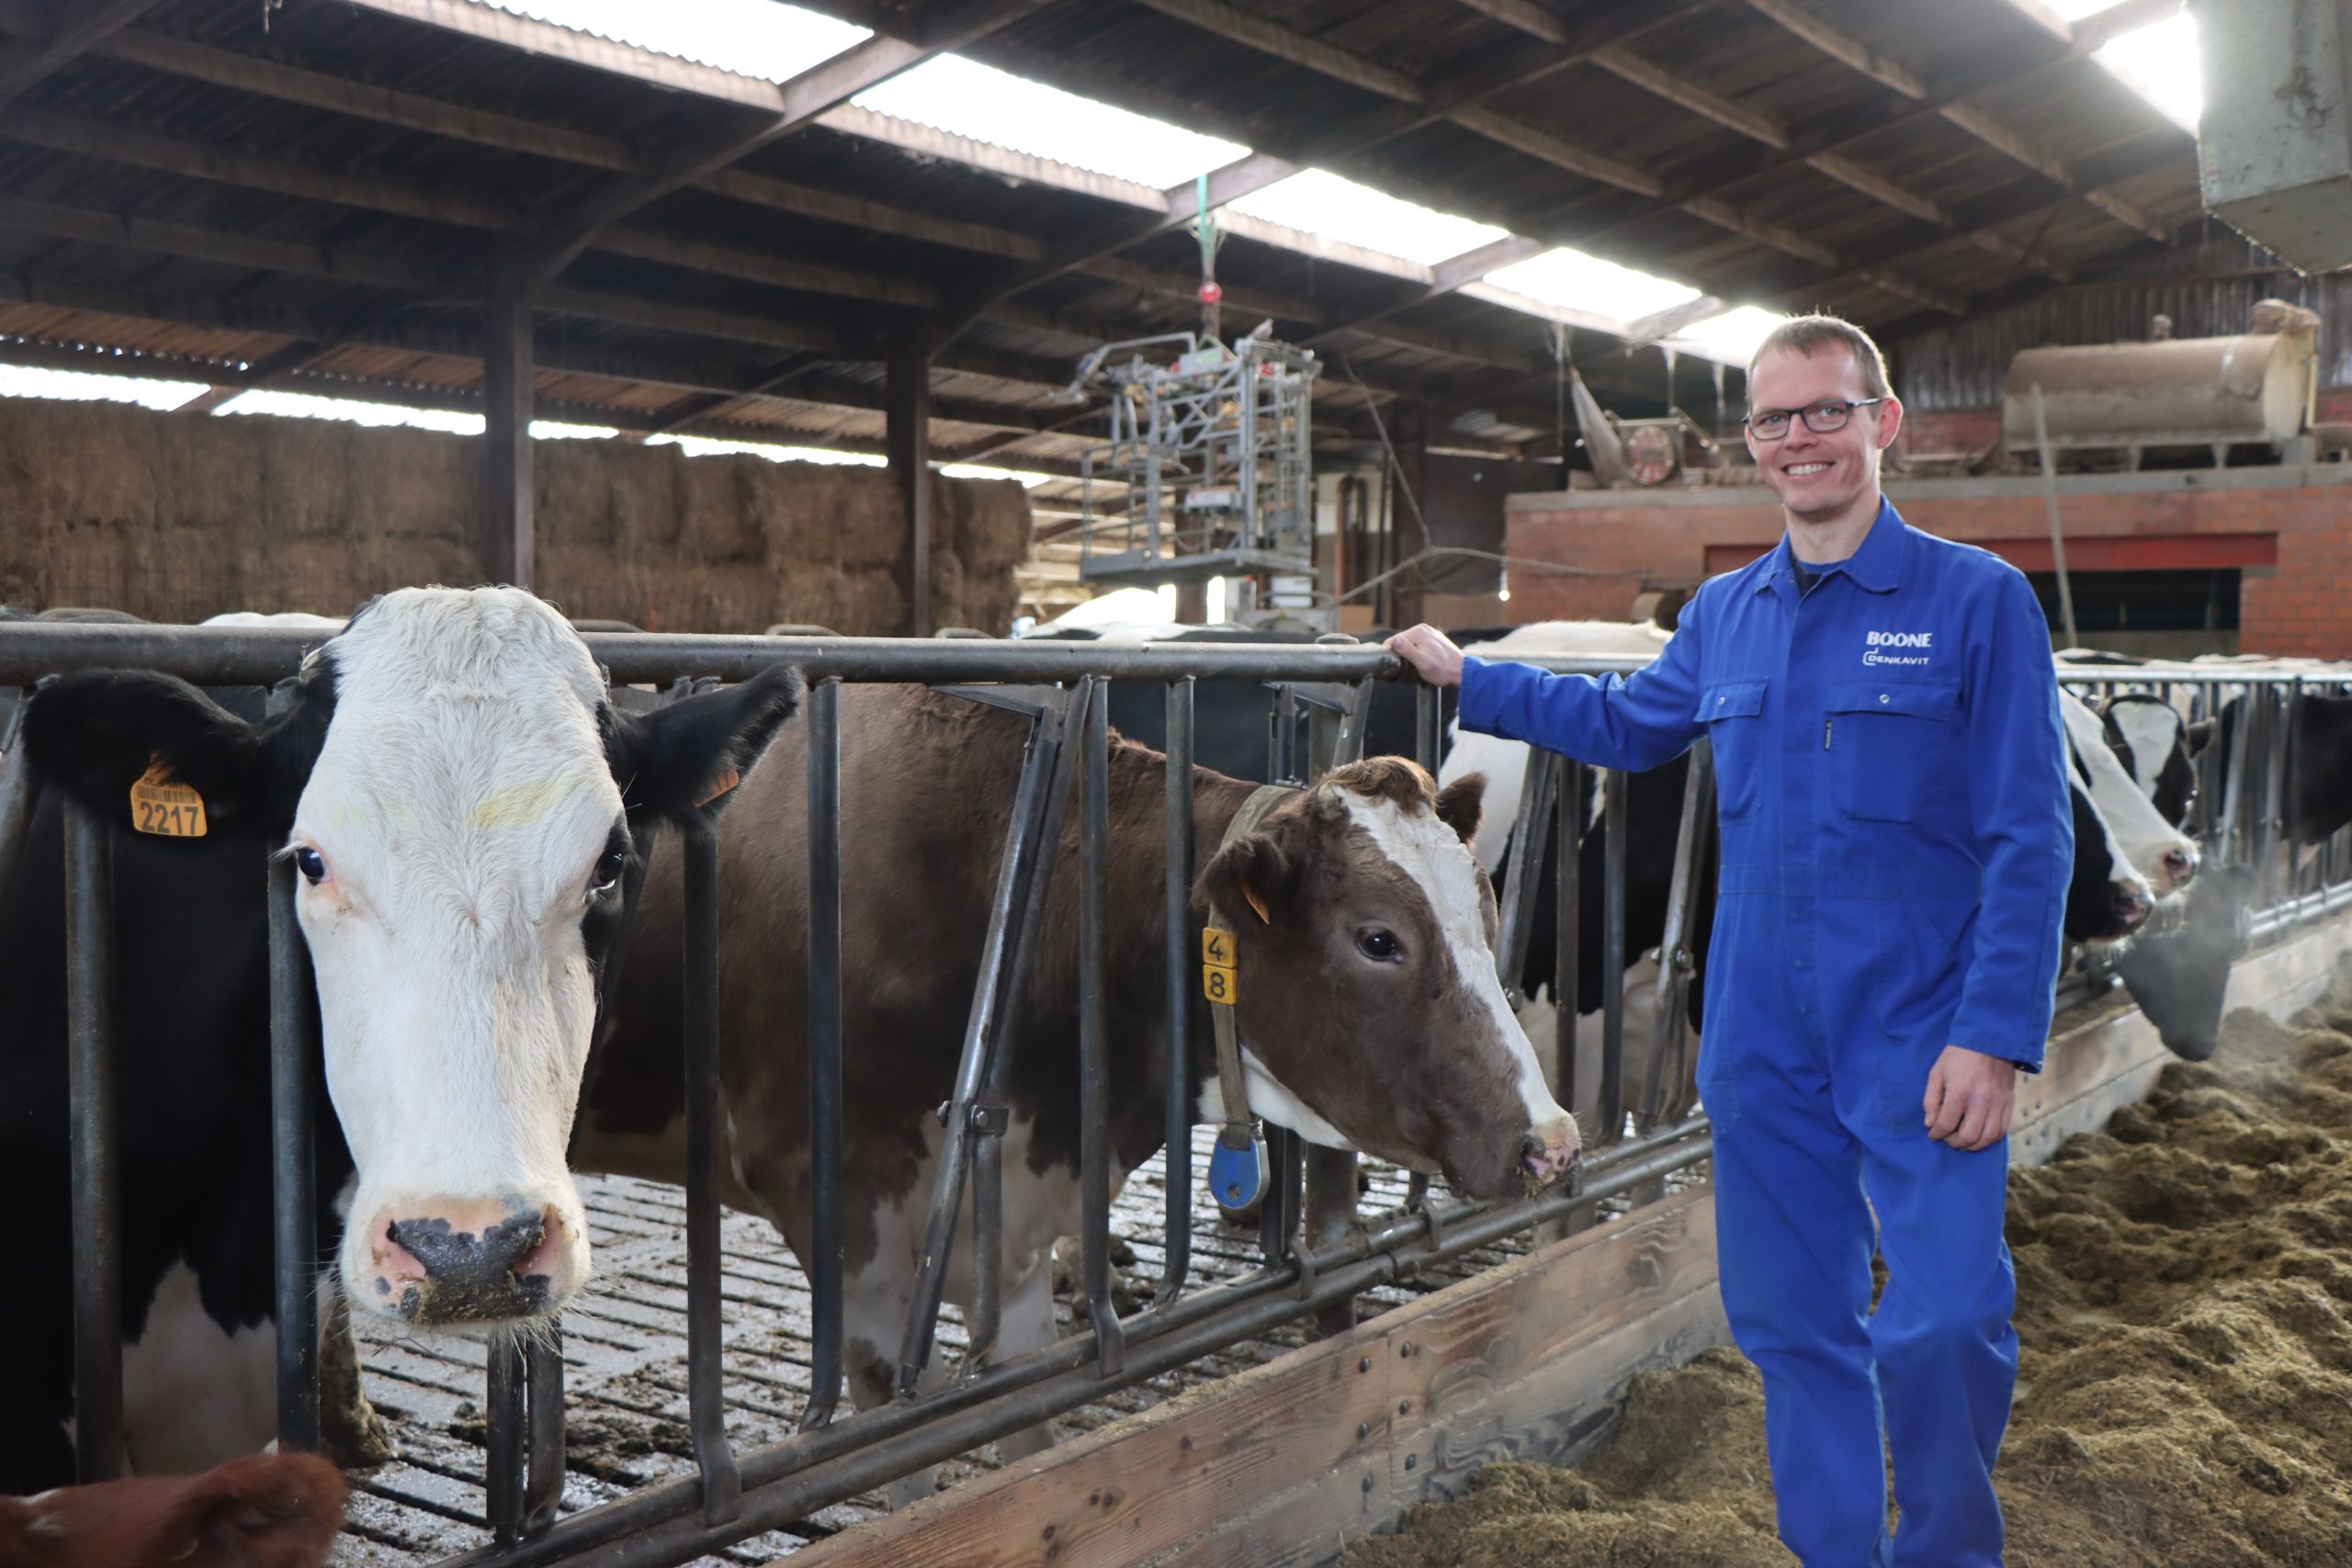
left=1387, top=316, right=2071, bottom=1567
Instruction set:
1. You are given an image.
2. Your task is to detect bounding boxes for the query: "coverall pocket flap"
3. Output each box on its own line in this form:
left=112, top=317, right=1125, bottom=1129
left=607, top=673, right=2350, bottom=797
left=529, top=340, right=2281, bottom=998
left=1702, top=681, right=1767, bottom=720
left=1826, top=679, right=1958, bottom=718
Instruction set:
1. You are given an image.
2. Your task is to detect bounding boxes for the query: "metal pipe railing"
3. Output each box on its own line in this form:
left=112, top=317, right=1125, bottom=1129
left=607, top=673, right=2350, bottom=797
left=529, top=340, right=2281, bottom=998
left=14, top=621, right=2345, bottom=1568
left=64, top=799, right=122, bottom=1484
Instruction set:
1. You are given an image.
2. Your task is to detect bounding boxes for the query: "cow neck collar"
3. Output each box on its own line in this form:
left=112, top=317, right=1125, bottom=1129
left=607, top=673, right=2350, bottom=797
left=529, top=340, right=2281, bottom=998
left=1204, top=784, right=1295, bottom=1145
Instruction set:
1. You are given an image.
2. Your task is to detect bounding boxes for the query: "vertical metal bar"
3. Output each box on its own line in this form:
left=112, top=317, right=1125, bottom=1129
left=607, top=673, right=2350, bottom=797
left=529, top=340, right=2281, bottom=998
left=64, top=800, right=122, bottom=1484
left=1299, top=681, right=1359, bottom=1329
left=266, top=852, right=321, bottom=1454
left=1643, top=744, right=1714, bottom=1128
left=802, top=678, right=843, bottom=1429
left=1260, top=1123, right=1303, bottom=1263
left=485, top=1339, right=526, bottom=1545
left=1494, top=750, right=1559, bottom=997
left=1155, top=678, right=1196, bottom=1308
left=0, top=691, right=36, bottom=898
left=1079, top=679, right=1125, bottom=1374
left=1554, top=761, right=1584, bottom=1117
left=525, top=1332, right=566, bottom=1534
left=2287, top=677, right=2307, bottom=904
left=1405, top=680, right=1441, bottom=1212
left=1303, top=1144, right=1358, bottom=1336
left=682, top=824, right=742, bottom=1523
left=1600, top=768, right=1628, bottom=1144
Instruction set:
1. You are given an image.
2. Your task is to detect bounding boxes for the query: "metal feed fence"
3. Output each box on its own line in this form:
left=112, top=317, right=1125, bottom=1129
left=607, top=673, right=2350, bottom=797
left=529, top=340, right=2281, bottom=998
left=0, top=625, right=2338, bottom=1568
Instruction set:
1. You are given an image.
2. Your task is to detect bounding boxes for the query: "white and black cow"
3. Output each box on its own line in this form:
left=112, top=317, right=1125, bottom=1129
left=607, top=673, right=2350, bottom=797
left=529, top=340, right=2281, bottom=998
left=1, top=589, right=797, bottom=1489
left=573, top=683, right=1578, bottom=1500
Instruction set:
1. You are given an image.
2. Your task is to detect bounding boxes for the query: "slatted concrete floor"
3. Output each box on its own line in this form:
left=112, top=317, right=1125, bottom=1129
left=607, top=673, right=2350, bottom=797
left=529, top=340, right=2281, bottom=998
left=330, top=1131, right=1678, bottom=1567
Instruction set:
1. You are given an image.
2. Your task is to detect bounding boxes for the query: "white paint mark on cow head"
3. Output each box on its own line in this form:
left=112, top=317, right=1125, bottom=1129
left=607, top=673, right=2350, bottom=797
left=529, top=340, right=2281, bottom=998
left=2064, top=692, right=2199, bottom=897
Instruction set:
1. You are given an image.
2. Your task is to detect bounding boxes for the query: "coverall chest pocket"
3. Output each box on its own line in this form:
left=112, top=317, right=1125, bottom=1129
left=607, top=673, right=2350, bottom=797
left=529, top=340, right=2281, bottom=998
left=1701, top=681, right=1768, bottom=818
left=1827, top=679, right=1961, bottom=823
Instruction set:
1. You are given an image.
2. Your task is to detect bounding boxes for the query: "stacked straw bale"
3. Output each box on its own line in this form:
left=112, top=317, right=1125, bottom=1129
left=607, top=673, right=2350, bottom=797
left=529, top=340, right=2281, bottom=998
left=0, top=400, right=1031, bottom=632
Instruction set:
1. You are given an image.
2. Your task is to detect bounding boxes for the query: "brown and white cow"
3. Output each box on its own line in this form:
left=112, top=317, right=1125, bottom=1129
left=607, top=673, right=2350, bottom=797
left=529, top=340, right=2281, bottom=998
left=577, top=683, right=1578, bottom=1497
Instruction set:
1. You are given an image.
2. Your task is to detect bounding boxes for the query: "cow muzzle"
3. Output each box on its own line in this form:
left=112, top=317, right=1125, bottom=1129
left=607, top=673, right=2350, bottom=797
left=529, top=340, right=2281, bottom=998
left=2157, top=841, right=2199, bottom=896
left=361, top=1198, right=581, bottom=1325
left=1519, top=1121, right=1583, bottom=1186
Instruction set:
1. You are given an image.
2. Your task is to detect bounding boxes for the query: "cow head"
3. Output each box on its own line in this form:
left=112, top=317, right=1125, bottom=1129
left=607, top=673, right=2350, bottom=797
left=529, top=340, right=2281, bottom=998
left=1195, top=756, right=1579, bottom=1200
left=21, top=588, right=799, bottom=1327
left=2061, top=693, right=2198, bottom=947
left=2100, top=692, right=2211, bottom=829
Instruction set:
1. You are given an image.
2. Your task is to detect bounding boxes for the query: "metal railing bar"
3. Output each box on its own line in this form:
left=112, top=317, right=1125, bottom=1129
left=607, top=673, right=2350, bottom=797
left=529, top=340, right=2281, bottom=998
left=0, top=690, right=35, bottom=899
left=1644, top=743, right=1714, bottom=1129
left=1600, top=769, right=1629, bottom=1144
left=1079, top=679, right=1125, bottom=1374
left=681, top=824, right=742, bottom=1524
left=266, top=849, right=321, bottom=1455
left=801, top=678, right=843, bottom=1429
left=1555, top=761, right=1585, bottom=1125
left=485, top=1339, right=526, bottom=1545
left=64, top=799, right=123, bottom=1484
left=526, top=1333, right=567, bottom=1535
left=1154, top=678, right=1195, bottom=1310
left=1495, top=748, right=1558, bottom=1001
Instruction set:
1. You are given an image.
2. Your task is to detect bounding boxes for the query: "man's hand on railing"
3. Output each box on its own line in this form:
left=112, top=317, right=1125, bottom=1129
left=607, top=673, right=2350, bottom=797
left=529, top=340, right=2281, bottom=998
left=1386, top=624, right=1466, bottom=688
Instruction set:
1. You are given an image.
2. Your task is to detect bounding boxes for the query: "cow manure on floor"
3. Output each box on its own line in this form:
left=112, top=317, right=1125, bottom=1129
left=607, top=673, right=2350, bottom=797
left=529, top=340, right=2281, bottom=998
left=1346, top=958, right=2352, bottom=1568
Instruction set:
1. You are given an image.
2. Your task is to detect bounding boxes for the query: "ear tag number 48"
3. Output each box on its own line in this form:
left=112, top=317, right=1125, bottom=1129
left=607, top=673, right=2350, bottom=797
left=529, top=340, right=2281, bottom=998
left=1201, top=929, right=1237, bottom=1004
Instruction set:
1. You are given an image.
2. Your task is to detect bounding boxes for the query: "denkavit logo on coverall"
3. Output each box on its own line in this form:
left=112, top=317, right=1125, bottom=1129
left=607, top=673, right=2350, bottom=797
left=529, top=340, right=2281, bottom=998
left=1864, top=630, right=1933, bottom=667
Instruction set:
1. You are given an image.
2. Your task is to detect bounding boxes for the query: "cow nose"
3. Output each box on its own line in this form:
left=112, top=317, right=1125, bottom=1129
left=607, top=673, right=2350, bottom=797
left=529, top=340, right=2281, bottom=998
left=2112, top=880, right=2154, bottom=933
left=368, top=1200, right=572, bottom=1324
left=1519, top=1122, right=1583, bottom=1185
left=2162, top=843, right=2199, bottom=893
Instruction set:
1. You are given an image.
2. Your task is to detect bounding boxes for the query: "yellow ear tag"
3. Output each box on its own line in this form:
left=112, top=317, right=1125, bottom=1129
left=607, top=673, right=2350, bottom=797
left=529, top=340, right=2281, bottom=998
left=1242, top=884, right=1272, bottom=925
left=694, top=767, right=741, bottom=808
left=130, top=758, right=208, bottom=838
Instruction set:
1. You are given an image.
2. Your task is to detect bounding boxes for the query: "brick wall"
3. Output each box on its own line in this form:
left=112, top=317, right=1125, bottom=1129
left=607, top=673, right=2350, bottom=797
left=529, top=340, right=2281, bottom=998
left=1506, top=467, right=2352, bottom=658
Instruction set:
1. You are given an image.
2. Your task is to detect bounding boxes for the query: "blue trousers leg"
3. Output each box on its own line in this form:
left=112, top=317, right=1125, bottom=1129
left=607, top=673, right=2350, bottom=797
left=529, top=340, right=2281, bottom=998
left=1711, top=1052, right=1892, bottom=1568
left=1862, top=1122, right=2016, bottom=1568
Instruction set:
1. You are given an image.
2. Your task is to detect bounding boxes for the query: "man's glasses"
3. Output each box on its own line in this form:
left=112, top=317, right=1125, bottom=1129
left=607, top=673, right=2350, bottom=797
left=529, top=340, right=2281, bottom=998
left=1744, top=398, right=1885, bottom=440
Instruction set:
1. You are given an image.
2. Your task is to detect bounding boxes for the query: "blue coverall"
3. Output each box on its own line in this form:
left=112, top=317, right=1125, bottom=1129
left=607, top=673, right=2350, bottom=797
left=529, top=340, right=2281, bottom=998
left=1459, top=501, right=2071, bottom=1567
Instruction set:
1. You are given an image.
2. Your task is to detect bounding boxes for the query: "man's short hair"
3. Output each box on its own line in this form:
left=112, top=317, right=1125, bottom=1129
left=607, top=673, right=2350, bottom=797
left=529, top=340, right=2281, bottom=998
left=1747, top=314, right=1892, bottom=404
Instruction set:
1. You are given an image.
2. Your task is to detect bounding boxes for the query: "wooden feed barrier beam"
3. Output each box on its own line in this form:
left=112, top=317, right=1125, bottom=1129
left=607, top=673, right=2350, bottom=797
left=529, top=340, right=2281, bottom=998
left=784, top=912, right=2352, bottom=1568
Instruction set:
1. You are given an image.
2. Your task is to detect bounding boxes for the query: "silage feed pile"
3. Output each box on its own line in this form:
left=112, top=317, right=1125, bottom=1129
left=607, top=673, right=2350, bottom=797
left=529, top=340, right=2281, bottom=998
left=1348, top=961, right=2352, bottom=1568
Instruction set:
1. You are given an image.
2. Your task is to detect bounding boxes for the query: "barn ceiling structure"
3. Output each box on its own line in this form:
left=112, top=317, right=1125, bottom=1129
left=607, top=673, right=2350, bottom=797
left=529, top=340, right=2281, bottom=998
left=0, top=0, right=2200, bottom=624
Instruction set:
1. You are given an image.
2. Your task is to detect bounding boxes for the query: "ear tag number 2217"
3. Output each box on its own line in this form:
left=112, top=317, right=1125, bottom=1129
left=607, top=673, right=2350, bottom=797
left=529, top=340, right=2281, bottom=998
left=130, top=760, right=208, bottom=839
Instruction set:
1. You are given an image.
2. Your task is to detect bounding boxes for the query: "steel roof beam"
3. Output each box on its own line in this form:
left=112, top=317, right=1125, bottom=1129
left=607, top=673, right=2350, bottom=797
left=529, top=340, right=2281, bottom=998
left=518, top=0, right=1053, bottom=291
left=0, top=0, right=161, bottom=114
left=1734, top=0, right=2177, bottom=243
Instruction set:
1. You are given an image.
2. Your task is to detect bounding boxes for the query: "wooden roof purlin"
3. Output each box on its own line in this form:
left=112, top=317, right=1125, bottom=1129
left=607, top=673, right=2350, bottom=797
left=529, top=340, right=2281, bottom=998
left=0, top=0, right=2202, bottom=460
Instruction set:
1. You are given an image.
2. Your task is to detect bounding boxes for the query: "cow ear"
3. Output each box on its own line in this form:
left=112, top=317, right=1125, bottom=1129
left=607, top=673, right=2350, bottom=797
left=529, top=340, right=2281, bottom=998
left=2185, top=716, right=2218, bottom=757
left=1197, top=829, right=1303, bottom=931
left=605, top=664, right=802, bottom=823
left=1434, top=773, right=1486, bottom=846
left=19, top=670, right=280, bottom=828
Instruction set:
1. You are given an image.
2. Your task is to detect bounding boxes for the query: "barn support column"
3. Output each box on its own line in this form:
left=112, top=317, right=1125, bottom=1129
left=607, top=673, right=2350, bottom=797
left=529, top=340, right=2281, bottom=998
left=888, top=329, right=933, bottom=637
left=482, top=243, right=536, bottom=591
left=1391, top=400, right=1429, bottom=629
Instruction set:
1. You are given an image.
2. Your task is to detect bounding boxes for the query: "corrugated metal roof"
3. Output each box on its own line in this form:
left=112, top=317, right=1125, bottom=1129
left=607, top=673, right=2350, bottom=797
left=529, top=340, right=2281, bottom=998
left=0, top=0, right=2209, bottom=468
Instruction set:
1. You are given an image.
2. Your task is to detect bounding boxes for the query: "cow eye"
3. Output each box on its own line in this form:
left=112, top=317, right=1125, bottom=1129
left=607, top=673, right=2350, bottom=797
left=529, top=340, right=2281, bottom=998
left=589, top=845, right=628, bottom=897
left=294, top=846, right=328, bottom=886
left=1355, top=928, right=1402, bottom=963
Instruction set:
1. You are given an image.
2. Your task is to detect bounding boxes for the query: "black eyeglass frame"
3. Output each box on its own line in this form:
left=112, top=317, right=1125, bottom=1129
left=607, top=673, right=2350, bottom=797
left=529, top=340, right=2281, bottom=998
left=1743, top=397, right=1887, bottom=439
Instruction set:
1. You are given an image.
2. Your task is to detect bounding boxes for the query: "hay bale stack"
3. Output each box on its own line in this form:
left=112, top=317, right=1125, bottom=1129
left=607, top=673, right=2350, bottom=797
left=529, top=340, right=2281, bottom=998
left=0, top=399, right=1030, bottom=633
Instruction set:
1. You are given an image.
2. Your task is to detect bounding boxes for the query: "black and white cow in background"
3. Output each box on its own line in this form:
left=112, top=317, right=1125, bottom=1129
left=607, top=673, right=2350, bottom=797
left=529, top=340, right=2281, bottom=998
left=1, top=590, right=797, bottom=1490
